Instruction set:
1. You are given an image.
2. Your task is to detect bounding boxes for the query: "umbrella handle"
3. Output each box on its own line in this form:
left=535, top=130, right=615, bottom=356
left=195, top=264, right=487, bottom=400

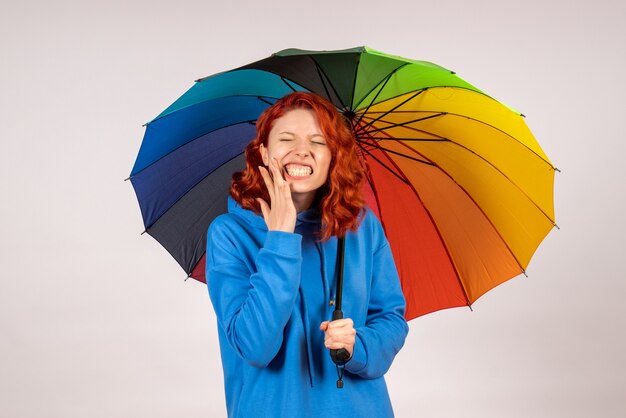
left=330, top=236, right=351, bottom=366
left=330, top=309, right=352, bottom=365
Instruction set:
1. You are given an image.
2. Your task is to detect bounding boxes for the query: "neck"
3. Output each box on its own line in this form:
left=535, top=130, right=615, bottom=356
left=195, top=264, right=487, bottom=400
left=292, top=192, right=316, bottom=213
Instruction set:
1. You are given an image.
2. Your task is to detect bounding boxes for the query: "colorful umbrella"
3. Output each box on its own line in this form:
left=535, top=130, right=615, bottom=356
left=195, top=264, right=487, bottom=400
left=129, top=46, right=557, bottom=320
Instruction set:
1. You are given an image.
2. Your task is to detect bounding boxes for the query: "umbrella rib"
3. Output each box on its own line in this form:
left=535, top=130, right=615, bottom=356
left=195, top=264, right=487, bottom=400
left=151, top=190, right=215, bottom=275
left=366, top=125, right=557, bottom=225
left=359, top=117, right=451, bottom=142
left=132, top=95, right=284, bottom=179
left=392, top=139, right=532, bottom=274
left=356, top=139, right=435, bottom=166
left=280, top=76, right=298, bottom=92
left=442, top=139, right=557, bottom=225
left=359, top=121, right=534, bottom=275
left=353, top=68, right=398, bottom=128
left=362, top=162, right=384, bottom=217
left=359, top=112, right=447, bottom=136
left=130, top=118, right=257, bottom=180
left=354, top=89, right=427, bottom=136
left=348, top=52, right=362, bottom=110
left=366, top=110, right=556, bottom=170
left=380, top=139, right=531, bottom=302
left=143, top=151, right=245, bottom=232
left=257, top=96, right=276, bottom=106
left=311, top=57, right=348, bottom=109
left=188, top=228, right=209, bottom=274
left=362, top=140, right=473, bottom=309
left=361, top=117, right=557, bottom=223
left=353, top=63, right=412, bottom=111
left=360, top=88, right=557, bottom=170
left=361, top=121, right=449, bottom=142
left=358, top=145, right=410, bottom=185
left=355, top=85, right=501, bottom=116
left=367, top=136, right=447, bottom=142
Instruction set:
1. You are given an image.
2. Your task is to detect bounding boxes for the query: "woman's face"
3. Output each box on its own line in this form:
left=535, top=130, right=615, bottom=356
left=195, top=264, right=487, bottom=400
left=260, top=108, right=332, bottom=210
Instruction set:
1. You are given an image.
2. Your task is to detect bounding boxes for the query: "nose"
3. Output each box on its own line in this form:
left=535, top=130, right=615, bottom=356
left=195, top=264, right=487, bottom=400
left=295, top=149, right=310, bottom=157
left=293, top=139, right=311, bottom=157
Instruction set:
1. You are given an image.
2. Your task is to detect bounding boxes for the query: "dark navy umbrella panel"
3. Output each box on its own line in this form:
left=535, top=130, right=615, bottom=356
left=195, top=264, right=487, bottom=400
left=131, top=123, right=256, bottom=229
left=146, top=155, right=246, bottom=274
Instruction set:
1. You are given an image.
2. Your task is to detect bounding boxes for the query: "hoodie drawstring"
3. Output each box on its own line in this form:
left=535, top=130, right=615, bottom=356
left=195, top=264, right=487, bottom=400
left=299, top=287, right=316, bottom=387
left=299, top=240, right=332, bottom=388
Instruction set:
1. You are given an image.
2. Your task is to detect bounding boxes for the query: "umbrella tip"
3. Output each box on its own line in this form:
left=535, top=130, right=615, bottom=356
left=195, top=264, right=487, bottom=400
left=468, top=304, right=473, bottom=312
left=124, top=176, right=131, bottom=182
left=554, top=223, right=560, bottom=230
left=141, top=229, right=147, bottom=235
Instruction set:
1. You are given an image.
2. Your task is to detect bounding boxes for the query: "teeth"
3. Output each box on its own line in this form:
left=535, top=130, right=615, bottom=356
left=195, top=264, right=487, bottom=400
left=286, top=164, right=312, bottom=177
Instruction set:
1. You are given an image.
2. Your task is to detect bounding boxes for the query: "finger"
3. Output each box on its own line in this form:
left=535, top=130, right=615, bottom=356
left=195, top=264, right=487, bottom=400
left=324, top=337, right=355, bottom=350
left=325, top=330, right=356, bottom=342
left=259, top=165, right=273, bottom=189
left=326, top=327, right=356, bottom=341
left=272, top=157, right=285, bottom=180
left=325, top=339, right=354, bottom=348
left=325, top=326, right=356, bottom=346
left=327, top=318, right=354, bottom=329
left=270, top=159, right=293, bottom=202
left=270, top=158, right=288, bottom=189
left=319, top=321, right=330, bottom=331
left=258, top=166, right=275, bottom=201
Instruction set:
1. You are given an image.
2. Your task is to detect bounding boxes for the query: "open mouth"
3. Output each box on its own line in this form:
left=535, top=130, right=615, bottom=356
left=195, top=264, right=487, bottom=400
left=285, top=163, right=313, bottom=177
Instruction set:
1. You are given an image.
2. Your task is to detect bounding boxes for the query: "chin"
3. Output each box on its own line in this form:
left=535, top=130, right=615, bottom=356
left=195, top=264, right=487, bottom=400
left=290, top=182, right=322, bottom=194
left=290, top=187, right=317, bottom=195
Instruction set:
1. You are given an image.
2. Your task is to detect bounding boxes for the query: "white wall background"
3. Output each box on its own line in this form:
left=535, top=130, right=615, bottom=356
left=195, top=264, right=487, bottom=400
left=1, top=0, right=625, bottom=416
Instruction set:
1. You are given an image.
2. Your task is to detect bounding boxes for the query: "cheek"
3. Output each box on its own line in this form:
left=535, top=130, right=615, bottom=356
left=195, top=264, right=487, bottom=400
left=318, top=155, right=332, bottom=180
left=266, top=145, right=287, bottom=162
left=322, top=152, right=333, bottom=173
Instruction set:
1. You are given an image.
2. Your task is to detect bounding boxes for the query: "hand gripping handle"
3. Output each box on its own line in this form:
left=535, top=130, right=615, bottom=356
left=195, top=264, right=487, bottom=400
left=329, top=309, right=351, bottom=366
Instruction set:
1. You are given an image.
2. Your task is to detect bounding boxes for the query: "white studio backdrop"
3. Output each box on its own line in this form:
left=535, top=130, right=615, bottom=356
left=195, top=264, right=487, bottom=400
left=1, top=0, right=625, bottom=417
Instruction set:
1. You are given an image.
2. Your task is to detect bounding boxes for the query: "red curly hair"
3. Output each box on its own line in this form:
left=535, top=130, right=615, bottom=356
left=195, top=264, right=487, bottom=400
left=230, top=92, right=365, bottom=240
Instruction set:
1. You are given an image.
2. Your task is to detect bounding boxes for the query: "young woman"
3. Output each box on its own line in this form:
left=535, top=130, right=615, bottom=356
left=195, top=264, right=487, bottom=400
left=206, top=92, right=409, bottom=417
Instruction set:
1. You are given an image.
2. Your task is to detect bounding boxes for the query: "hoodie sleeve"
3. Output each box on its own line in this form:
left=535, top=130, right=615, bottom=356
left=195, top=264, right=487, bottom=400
left=206, top=217, right=303, bottom=368
left=345, top=217, right=409, bottom=379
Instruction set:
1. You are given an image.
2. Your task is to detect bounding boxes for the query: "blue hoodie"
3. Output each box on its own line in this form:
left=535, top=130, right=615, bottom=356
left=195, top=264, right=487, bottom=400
left=206, top=197, right=409, bottom=417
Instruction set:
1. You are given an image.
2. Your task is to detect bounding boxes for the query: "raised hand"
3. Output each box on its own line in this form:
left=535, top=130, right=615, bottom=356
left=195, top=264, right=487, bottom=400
left=257, top=158, right=297, bottom=233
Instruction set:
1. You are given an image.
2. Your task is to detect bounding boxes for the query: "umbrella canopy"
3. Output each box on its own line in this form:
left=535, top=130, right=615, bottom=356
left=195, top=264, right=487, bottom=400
left=129, top=46, right=557, bottom=320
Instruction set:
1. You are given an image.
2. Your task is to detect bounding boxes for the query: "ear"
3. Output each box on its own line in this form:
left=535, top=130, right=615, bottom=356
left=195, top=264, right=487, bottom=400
left=260, top=143, right=269, bottom=166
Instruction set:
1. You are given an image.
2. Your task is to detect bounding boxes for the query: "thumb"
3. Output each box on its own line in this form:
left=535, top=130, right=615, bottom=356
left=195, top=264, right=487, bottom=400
left=319, top=321, right=330, bottom=331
